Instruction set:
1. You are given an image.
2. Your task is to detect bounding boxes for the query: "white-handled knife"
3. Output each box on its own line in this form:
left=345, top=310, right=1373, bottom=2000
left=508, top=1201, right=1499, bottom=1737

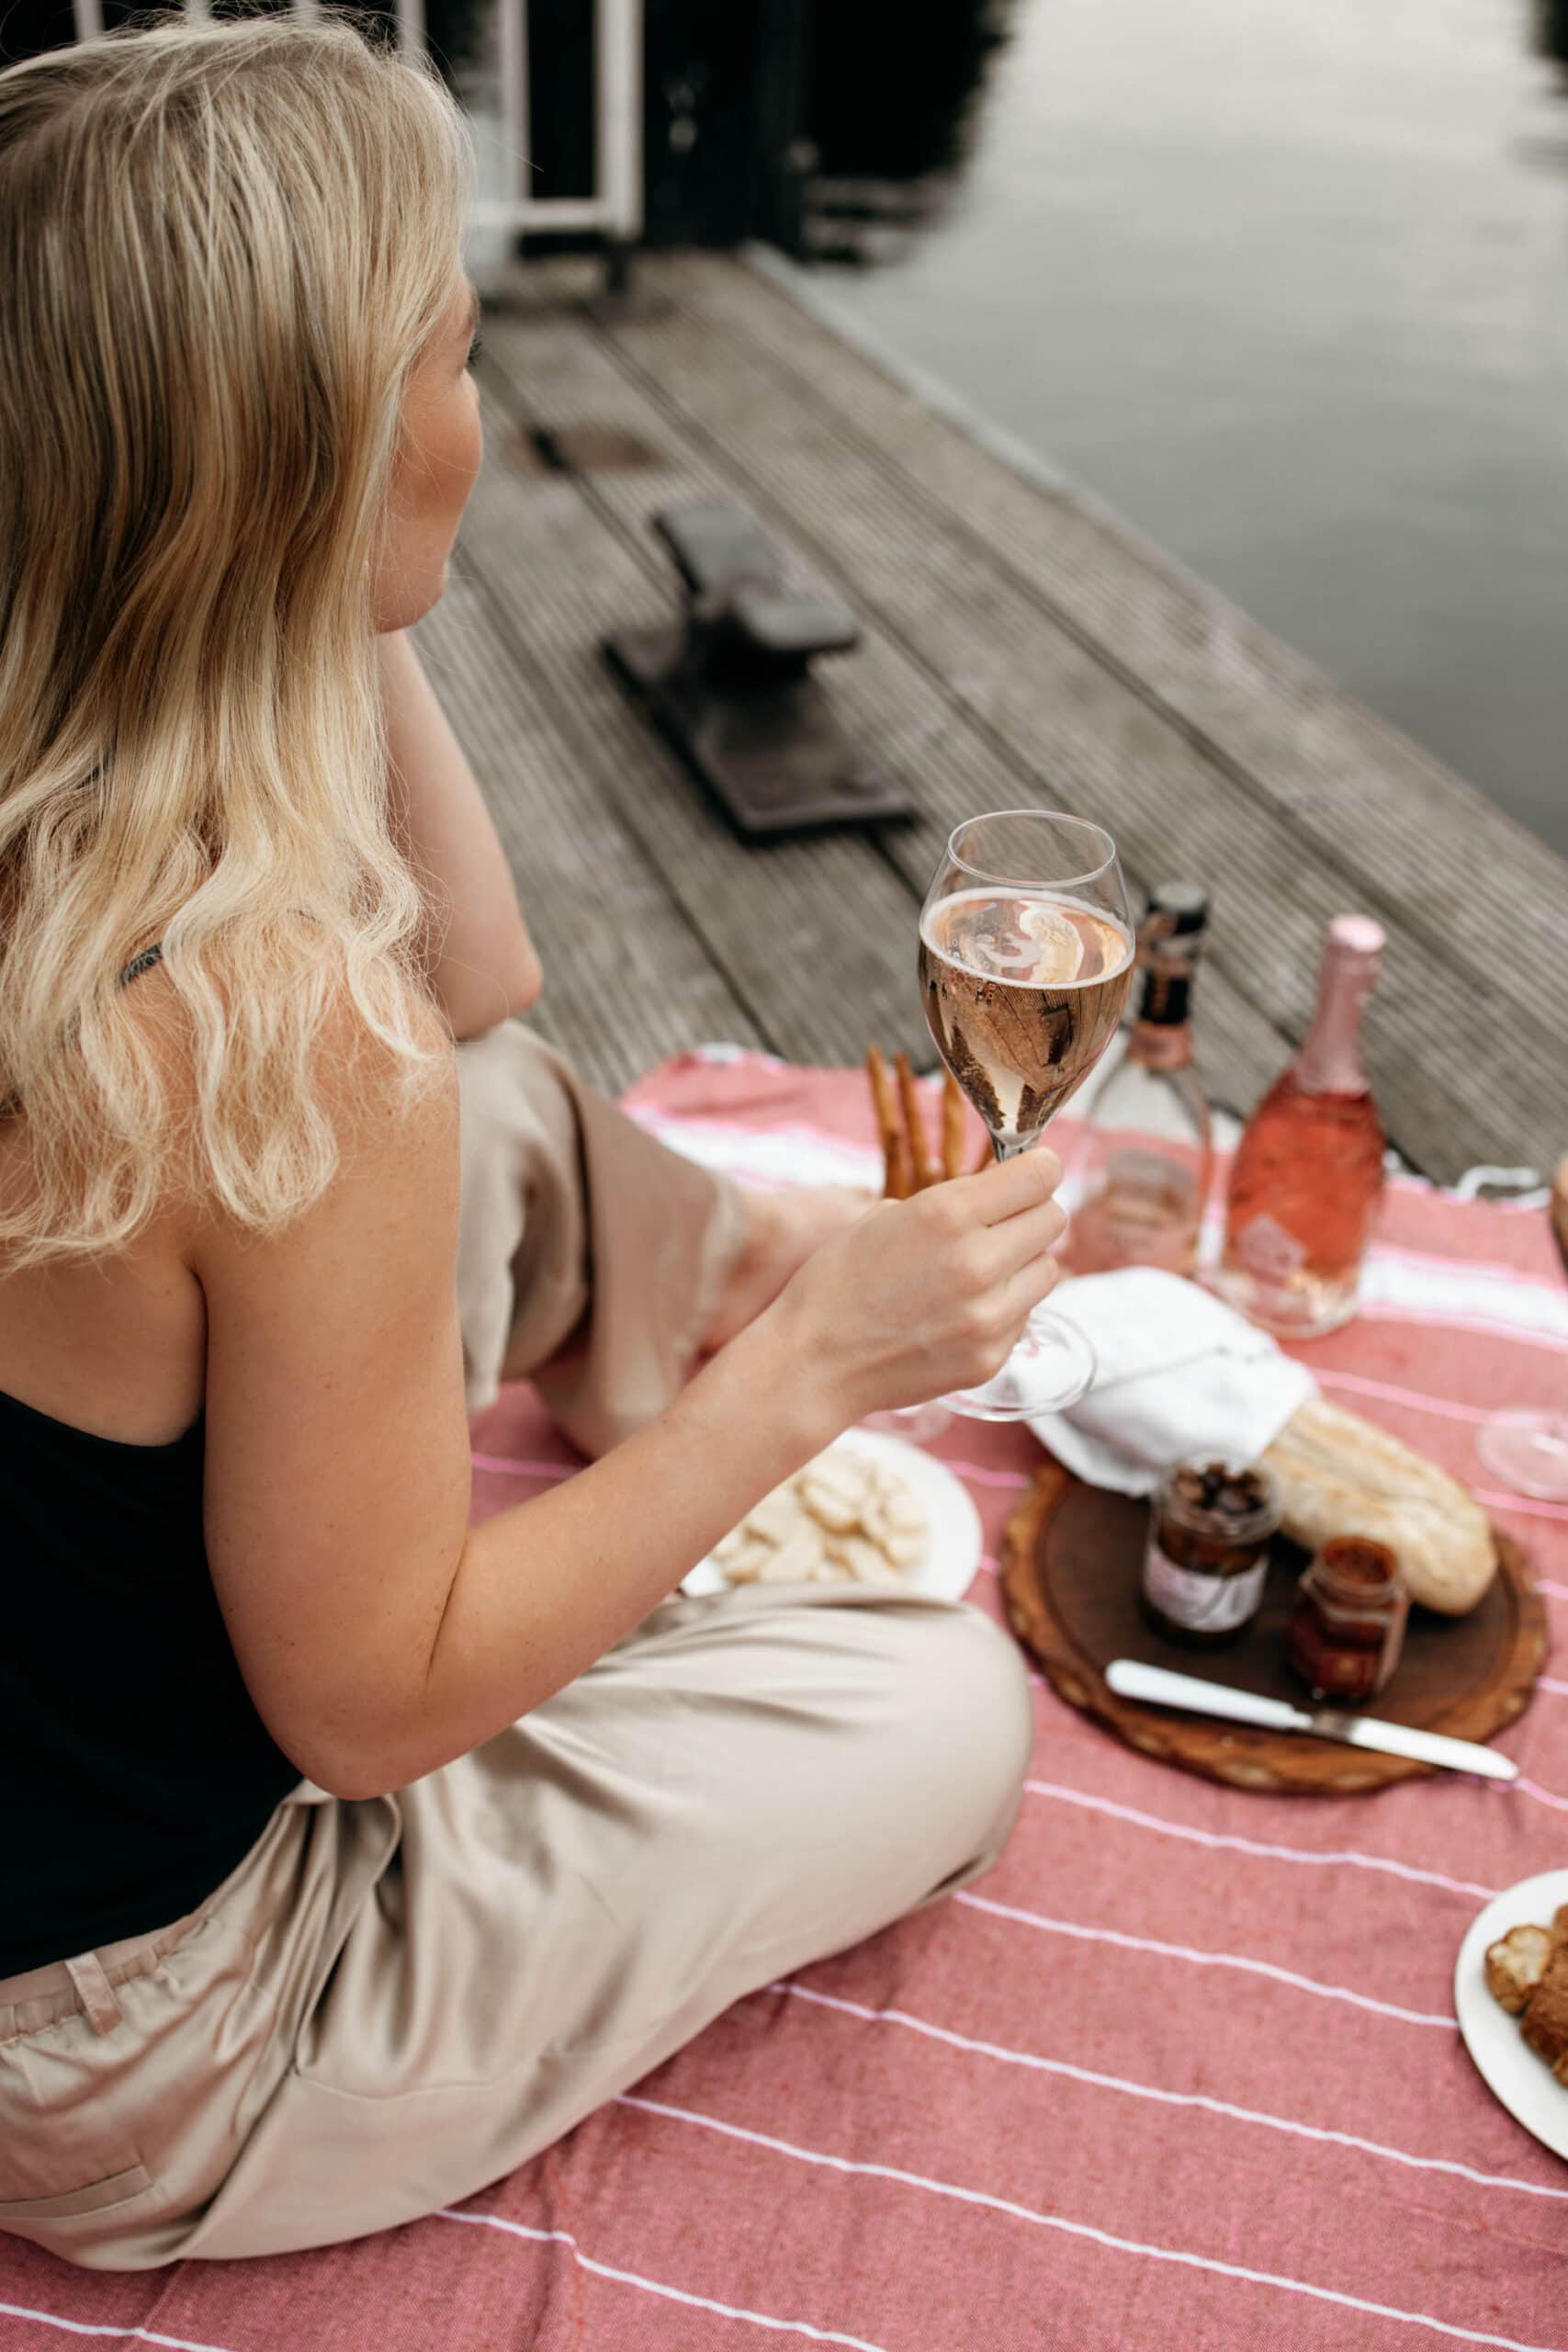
left=1105, top=1658, right=1518, bottom=1782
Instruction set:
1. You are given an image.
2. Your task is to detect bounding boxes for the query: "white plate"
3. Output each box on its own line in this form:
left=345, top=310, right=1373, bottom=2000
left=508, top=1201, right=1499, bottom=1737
left=1454, top=1868, right=1568, bottom=2163
left=680, top=1430, right=984, bottom=1604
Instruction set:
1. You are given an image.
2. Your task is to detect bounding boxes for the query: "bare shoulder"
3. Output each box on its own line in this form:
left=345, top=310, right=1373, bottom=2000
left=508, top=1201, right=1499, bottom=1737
left=0, top=963, right=454, bottom=1448
left=183, top=976, right=459, bottom=1273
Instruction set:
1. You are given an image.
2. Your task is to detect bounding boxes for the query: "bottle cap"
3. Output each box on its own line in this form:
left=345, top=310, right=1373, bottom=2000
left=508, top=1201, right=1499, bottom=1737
left=1147, top=884, right=1208, bottom=935
left=1327, top=914, right=1384, bottom=960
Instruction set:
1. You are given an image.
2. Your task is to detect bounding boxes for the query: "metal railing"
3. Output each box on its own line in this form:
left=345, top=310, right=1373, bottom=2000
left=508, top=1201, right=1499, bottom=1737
left=68, top=0, right=644, bottom=248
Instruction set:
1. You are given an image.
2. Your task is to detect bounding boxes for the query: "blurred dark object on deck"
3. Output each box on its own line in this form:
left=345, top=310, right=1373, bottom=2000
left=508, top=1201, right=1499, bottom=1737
left=0, top=0, right=72, bottom=57
left=521, top=0, right=808, bottom=251
left=805, top=0, right=1013, bottom=181
left=525, top=0, right=1014, bottom=255
left=2, top=0, right=482, bottom=73
left=603, top=501, right=913, bottom=838
left=3, top=0, right=1015, bottom=266
left=800, top=0, right=1016, bottom=264
left=1534, top=0, right=1568, bottom=71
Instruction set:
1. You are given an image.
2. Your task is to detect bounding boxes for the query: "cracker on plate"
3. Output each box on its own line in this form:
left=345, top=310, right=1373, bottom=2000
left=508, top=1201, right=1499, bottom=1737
left=715, top=1449, right=928, bottom=1588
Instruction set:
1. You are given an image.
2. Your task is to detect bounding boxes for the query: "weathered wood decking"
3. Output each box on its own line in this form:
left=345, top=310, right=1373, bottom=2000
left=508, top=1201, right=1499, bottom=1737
left=415, top=250, right=1568, bottom=1183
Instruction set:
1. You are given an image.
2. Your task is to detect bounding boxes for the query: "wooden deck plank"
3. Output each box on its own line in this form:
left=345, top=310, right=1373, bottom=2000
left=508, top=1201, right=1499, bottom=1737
left=592, top=271, right=1563, bottom=1177
left=471, top=299, right=1292, bottom=1128
left=412, top=564, right=761, bottom=1089
left=540, top=257, right=1563, bottom=1182
left=679, top=251, right=1568, bottom=1012
left=446, top=390, right=932, bottom=1076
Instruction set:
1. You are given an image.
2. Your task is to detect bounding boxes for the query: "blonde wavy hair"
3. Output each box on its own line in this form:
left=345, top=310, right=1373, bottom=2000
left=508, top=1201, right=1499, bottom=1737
left=0, top=9, right=471, bottom=1263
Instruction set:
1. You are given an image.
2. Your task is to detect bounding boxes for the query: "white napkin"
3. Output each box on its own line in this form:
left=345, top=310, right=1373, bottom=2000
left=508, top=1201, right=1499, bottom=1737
left=1028, top=1268, right=1317, bottom=1496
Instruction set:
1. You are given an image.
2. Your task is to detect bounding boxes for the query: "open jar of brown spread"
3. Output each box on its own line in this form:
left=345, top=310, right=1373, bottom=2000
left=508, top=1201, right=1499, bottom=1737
left=1285, top=1536, right=1408, bottom=1703
left=1142, top=1457, right=1281, bottom=1648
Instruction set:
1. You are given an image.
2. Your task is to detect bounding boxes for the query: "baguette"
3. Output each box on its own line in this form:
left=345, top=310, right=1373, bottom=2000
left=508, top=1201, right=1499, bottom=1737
left=1261, top=1396, right=1496, bottom=1615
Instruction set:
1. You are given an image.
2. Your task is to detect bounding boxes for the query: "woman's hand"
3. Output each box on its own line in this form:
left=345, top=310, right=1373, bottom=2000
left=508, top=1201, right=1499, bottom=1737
left=764, top=1148, right=1066, bottom=1422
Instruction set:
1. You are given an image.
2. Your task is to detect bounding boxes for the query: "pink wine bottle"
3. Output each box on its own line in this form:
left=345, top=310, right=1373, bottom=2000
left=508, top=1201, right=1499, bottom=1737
left=1215, top=916, right=1387, bottom=1338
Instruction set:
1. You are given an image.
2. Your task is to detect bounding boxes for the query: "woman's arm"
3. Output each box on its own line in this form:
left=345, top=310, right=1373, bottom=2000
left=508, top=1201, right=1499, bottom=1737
left=379, top=628, right=542, bottom=1039
left=193, top=1021, right=1063, bottom=1801
left=195, top=1034, right=839, bottom=1797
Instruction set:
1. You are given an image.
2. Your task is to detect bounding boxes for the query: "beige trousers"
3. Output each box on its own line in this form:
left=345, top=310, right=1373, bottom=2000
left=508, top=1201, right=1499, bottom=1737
left=452, top=1022, right=750, bottom=1455
left=0, top=1024, right=1032, bottom=2269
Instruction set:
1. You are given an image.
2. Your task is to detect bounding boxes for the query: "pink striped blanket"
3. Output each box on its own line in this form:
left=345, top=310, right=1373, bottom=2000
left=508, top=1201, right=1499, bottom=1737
left=5, top=1050, right=1566, bottom=2352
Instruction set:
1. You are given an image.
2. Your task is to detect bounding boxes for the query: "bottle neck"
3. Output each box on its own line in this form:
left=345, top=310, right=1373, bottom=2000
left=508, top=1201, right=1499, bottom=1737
left=1127, top=939, right=1199, bottom=1071
left=1127, top=1019, right=1195, bottom=1073
left=1133, top=933, right=1200, bottom=1028
left=1293, top=954, right=1375, bottom=1096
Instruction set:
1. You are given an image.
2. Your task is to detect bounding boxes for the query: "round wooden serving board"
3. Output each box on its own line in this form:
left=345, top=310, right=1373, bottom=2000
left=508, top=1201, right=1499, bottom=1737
left=1002, top=1461, right=1547, bottom=1794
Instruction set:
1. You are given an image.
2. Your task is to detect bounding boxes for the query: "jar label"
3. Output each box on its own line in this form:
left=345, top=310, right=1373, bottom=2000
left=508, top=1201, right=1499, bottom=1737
left=1144, top=1541, right=1267, bottom=1634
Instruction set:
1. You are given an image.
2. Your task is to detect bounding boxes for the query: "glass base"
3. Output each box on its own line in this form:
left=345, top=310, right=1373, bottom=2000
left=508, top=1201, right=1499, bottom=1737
left=859, top=1400, right=954, bottom=1445
left=1206, top=1261, right=1359, bottom=1341
left=1476, top=1410, right=1568, bottom=1501
left=942, top=1309, right=1097, bottom=1421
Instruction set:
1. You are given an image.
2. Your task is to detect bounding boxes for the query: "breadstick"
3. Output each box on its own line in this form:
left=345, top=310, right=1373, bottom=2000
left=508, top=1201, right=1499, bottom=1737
left=894, top=1052, right=936, bottom=1189
left=890, top=1133, right=916, bottom=1200
left=941, top=1070, right=964, bottom=1182
left=865, top=1046, right=903, bottom=1200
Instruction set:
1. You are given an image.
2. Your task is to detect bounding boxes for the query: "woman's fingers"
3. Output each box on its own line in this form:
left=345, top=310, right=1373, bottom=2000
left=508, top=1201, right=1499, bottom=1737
left=975, top=1193, right=1066, bottom=1280
left=945, top=1146, right=1064, bottom=1227
left=908, top=1147, right=1066, bottom=1280
left=990, top=1245, right=1064, bottom=1336
left=788, top=1133, right=1070, bottom=1419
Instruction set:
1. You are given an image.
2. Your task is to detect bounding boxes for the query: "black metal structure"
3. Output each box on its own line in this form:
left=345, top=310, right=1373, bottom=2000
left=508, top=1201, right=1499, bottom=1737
left=603, top=503, right=913, bottom=838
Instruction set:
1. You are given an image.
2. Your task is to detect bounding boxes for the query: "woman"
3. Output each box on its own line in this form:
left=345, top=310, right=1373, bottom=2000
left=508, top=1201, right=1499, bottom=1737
left=0, top=14, right=1063, bottom=2268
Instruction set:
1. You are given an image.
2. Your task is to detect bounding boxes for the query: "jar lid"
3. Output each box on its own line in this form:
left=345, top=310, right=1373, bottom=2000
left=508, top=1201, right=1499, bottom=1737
left=1313, top=1535, right=1402, bottom=1598
left=1156, top=1455, right=1282, bottom=1544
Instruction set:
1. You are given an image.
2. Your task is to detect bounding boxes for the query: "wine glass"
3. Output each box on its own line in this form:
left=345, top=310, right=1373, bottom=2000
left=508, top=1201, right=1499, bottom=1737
left=1472, top=1165, right=1568, bottom=1500
left=1477, top=1411, right=1568, bottom=1501
left=919, top=809, right=1135, bottom=1419
left=860, top=1397, right=953, bottom=1445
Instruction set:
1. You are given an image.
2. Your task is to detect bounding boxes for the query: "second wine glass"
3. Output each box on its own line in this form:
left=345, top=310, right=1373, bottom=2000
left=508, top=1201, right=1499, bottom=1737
left=918, top=809, right=1135, bottom=1419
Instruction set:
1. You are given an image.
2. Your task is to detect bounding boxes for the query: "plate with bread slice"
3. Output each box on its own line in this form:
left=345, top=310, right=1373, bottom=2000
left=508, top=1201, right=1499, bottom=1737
left=1456, top=1868, right=1568, bottom=2160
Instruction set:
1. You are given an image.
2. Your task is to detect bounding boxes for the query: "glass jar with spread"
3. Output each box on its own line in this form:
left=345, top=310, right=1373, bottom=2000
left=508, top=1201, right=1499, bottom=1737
left=1285, top=1536, right=1408, bottom=1703
left=1142, top=1457, right=1281, bottom=1647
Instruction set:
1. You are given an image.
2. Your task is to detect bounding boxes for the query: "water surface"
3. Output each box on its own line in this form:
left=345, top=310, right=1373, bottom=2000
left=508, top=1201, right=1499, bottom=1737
left=819, top=0, right=1568, bottom=854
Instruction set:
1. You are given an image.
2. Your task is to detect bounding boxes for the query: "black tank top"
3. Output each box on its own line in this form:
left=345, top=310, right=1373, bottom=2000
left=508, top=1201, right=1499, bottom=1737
left=0, top=944, right=299, bottom=1975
